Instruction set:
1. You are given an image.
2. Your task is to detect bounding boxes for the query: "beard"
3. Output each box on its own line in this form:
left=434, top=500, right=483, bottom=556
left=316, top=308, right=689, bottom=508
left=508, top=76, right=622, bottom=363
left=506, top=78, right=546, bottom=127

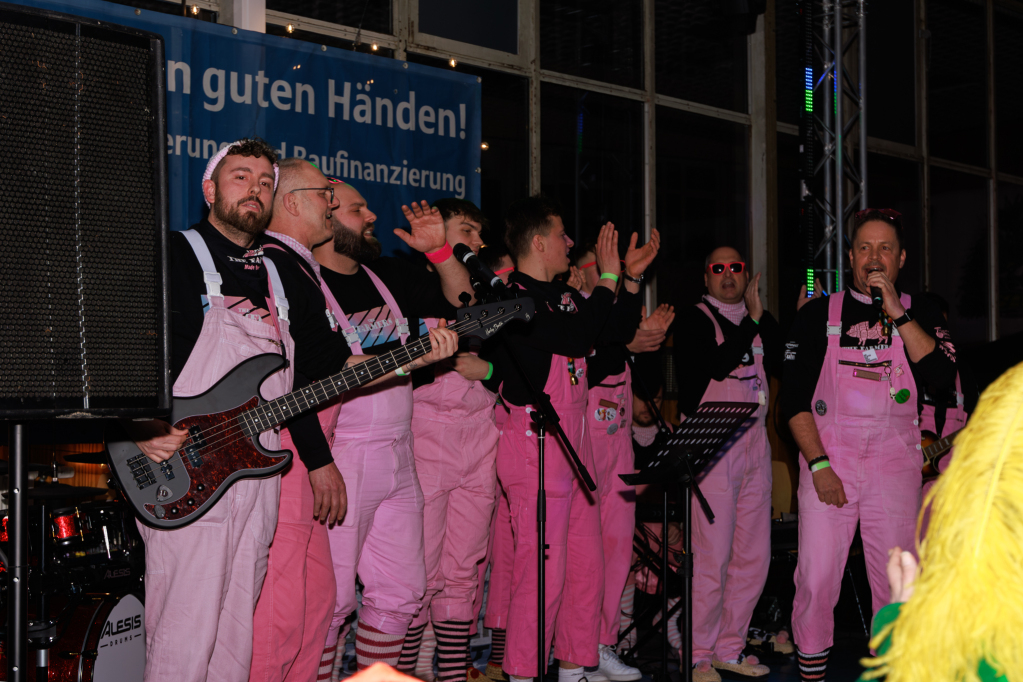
left=633, top=412, right=656, bottom=428
left=212, top=193, right=271, bottom=237
left=332, top=221, right=382, bottom=263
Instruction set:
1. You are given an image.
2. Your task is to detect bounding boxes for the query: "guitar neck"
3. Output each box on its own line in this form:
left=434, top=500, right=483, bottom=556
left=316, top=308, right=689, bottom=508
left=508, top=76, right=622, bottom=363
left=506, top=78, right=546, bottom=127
left=242, top=335, right=432, bottom=432
left=923, top=429, right=961, bottom=462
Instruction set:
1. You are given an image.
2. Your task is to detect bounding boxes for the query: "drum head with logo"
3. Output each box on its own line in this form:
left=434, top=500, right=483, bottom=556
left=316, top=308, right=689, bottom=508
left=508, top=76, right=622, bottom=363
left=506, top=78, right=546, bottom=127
left=93, top=593, right=145, bottom=681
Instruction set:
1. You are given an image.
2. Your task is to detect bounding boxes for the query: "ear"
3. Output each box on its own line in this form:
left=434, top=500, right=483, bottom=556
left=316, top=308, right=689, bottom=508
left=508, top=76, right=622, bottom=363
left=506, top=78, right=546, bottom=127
left=898, top=248, right=907, bottom=269
left=202, top=178, right=216, bottom=206
left=532, top=233, right=545, bottom=253
left=703, top=271, right=709, bottom=289
left=283, top=191, right=301, bottom=217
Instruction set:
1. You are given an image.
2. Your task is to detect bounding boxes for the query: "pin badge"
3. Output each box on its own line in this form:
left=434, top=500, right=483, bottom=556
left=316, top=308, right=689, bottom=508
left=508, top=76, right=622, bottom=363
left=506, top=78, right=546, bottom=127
left=607, top=423, right=619, bottom=435
left=815, top=400, right=827, bottom=416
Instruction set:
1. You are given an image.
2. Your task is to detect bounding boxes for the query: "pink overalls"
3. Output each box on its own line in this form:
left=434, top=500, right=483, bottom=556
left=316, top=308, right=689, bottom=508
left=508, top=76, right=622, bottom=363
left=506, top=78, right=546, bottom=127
left=140, top=230, right=292, bottom=682
left=689, top=303, right=772, bottom=664
left=791, top=291, right=922, bottom=655
left=481, top=403, right=513, bottom=632
left=323, top=267, right=426, bottom=647
left=411, top=335, right=500, bottom=628
left=498, top=354, right=604, bottom=676
left=585, top=365, right=637, bottom=646
left=251, top=244, right=344, bottom=682
left=919, top=373, right=966, bottom=438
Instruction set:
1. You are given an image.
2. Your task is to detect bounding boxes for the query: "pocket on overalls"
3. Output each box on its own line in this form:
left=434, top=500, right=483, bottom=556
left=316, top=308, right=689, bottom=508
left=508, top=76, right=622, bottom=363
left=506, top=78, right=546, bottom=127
left=881, top=430, right=923, bottom=519
left=194, top=488, right=232, bottom=526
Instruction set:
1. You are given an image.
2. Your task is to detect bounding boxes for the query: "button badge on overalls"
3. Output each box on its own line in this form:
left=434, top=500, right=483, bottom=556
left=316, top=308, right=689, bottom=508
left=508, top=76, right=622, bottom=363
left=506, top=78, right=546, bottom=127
left=815, top=400, right=827, bottom=416
left=606, top=423, right=619, bottom=435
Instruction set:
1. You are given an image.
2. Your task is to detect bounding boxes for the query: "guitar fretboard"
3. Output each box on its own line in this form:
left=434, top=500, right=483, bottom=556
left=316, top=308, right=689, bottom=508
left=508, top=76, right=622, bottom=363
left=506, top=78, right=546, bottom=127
left=237, top=335, right=433, bottom=436
left=923, top=430, right=960, bottom=462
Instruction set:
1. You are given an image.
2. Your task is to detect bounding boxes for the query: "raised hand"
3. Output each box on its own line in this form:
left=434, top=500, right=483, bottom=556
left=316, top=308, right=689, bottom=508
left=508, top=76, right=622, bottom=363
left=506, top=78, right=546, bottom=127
left=594, top=222, right=621, bottom=280
left=641, top=303, right=675, bottom=332
left=624, top=228, right=661, bottom=279
left=626, top=329, right=666, bottom=354
left=866, top=269, right=905, bottom=318
left=744, top=272, right=764, bottom=322
left=395, top=200, right=447, bottom=254
left=566, top=265, right=584, bottom=291
left=797, top=278, right=823, bottom=312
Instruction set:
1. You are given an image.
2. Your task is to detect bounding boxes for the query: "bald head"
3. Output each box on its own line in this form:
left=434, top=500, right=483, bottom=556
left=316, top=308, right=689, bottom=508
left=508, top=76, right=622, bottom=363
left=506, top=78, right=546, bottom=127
left=267, top=158, right=338, bottom=249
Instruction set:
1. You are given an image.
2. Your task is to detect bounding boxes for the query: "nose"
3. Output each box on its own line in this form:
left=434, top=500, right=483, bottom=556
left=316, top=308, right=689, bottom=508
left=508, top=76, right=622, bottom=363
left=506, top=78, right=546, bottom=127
left=566, top=236, right=575, bottom=248
left=328, top=194, right=340, bottom=210
left=366, top=208, right=378, bottom=224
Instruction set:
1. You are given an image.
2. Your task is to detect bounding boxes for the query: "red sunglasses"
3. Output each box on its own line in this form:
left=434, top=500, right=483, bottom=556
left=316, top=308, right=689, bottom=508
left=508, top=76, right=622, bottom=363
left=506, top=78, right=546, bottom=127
left=708, top=262, right=745, bottom=275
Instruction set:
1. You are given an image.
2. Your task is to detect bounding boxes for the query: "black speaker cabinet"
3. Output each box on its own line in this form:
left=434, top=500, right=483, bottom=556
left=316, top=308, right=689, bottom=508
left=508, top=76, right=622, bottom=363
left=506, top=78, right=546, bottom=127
left=0, top=3, right=170, bottom=419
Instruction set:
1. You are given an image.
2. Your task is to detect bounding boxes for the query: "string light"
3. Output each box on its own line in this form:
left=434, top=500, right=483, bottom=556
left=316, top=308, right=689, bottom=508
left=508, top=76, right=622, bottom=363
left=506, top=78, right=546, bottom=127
left=481, top=142, right=489, bottom=151
left=190, top=4, right=199, bottom=14
left=371, top=43, right=379, bottom=51
left=286, top=23, right=295, bottom=33
left=449, top=58, right=457, bottom=67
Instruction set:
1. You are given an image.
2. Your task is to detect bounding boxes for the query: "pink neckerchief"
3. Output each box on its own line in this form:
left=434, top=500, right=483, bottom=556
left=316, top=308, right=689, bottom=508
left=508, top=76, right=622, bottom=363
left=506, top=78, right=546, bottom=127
left=704, top=295, right=747, bottom=326
left=848, top=288, right=872, bottom=306
left=633, top=423, right=659, bottom=447
left=265, top=230, right=321, bottom=279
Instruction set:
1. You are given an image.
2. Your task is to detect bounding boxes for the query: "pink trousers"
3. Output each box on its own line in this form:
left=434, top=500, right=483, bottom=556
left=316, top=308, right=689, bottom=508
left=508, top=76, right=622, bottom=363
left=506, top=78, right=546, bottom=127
left=251, top=437, right=337, bottom=682
left=139, top=478, right=279, bottom=682
left=690, top=425, right=772, bottom=662
left=411, top=409, right=499, bottom=626
left=325, top=430, right=426, bottom=646
left=497, top=406, right=603, bottom=676
left=480, top=484, right=513, bottom=631
left=791, top=425, right=921, bottom=654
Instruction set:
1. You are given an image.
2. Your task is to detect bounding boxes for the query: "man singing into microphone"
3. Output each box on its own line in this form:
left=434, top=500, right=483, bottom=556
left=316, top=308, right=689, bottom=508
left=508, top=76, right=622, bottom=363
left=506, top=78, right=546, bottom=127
left=782, top=209, right=956, bottom=682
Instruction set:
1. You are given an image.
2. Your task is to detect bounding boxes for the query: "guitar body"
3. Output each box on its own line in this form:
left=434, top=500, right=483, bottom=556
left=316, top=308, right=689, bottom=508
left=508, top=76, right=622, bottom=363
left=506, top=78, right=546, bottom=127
left=108, top=354, right=293, bottom=530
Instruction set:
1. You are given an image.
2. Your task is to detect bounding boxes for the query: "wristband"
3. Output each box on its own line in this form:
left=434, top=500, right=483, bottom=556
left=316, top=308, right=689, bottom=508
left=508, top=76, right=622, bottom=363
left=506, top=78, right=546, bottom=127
left=600, top=272, right=619, bottom=283
left=484, top=362, right=494, bottom=381
left=395, top=366, right=409, bottom=377
left=810, top=460, right=831, bottom=473
left=751, top=317, right=760, bottom=325
left=425, top=242, right=453, bottom=264
left=807, top=455, right=829, bottom=467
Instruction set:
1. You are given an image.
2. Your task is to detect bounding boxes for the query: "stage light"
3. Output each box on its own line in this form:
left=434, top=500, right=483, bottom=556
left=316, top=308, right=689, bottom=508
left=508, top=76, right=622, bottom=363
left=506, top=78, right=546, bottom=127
left=481, top=142, right=489, bottom=150
left=449, top=58, right=457, bottom=67
left=286, top=23, right=295, bottom=33
left=371, top=43, right=379, bottom=51
left=804, top=67, right=813, bottom=112
left=190, top=4, right=199, bottom=15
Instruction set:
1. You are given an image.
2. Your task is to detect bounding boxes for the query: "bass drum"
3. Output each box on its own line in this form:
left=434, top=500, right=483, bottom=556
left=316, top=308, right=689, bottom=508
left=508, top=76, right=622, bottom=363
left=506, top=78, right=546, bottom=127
left=0, top=593, right=146, bottom=681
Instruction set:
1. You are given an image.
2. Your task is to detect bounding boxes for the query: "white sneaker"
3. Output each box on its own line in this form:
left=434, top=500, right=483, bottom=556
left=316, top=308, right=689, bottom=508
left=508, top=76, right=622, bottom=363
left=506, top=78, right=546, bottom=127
left=597, top=644, right=641, bottom=682
left=582, top=666, right=608, bottom=682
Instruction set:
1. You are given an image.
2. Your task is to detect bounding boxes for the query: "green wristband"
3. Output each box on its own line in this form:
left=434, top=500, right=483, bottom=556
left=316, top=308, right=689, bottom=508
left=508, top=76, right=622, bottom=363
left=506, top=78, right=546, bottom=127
left=751, top=317, right=760, bottom=325
left=600, top=272, right=619, bottom=283
left=810, top=460, right=831, bottom=473
left=396, top=367, right=409, bottom=377
left=484, top=362, right=494, bottom=381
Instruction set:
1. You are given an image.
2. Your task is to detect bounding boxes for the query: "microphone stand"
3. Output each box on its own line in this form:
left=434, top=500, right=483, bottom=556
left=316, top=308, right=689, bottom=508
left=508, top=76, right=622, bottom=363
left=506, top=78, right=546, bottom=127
left=473, top=277, right=596, bottom=678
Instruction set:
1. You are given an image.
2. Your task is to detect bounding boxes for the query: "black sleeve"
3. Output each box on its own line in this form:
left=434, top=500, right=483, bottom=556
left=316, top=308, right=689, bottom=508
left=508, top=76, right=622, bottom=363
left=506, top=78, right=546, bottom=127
left=757, top=311, right=784, bottom=381
left=906, top=297, right=957, bottom=394
left=284, top=372, right=334, bottom=471
left=514, top=286, right=616, bottom=358
left=781, top=297, right=828, bottom=420
left=672, top=308, right=718, bottom=418
left=596, top=289, right=643, bottom=346
left=393, top=260, right=458, bottom=323
left=168, top=233, right=207, bottom=383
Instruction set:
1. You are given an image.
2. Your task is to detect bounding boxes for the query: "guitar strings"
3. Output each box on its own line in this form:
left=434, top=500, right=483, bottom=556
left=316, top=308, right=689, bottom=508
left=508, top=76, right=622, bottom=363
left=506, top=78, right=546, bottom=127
left=175, top=309, right=521, bottom=461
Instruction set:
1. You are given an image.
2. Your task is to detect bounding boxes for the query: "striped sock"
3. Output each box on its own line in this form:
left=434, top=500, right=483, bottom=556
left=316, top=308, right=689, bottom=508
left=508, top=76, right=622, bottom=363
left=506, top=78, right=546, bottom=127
left=797, top=647, right=830, bottom=682
left=418, top=622, right=438, bottom=681
left=318, top=643, right=337, bottom=682
left=435, top=620, right=473, bottom=682
left=619, top=584, right=636, bottom=651
left=356, top=623, right=407, bottom=670
left=488, top=628, right=506, bottom=667
left=397, top=623, right=427, bottom=673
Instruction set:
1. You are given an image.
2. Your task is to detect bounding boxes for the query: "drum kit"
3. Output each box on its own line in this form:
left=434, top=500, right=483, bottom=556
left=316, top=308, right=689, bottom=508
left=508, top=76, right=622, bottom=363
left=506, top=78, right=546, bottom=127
left=0, top=452, right=146, bottom=681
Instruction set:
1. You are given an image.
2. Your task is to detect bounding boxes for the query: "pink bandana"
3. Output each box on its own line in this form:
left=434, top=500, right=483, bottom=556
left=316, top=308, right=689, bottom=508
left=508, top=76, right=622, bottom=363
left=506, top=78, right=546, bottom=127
left=704, top=295, right=747, bottom=326
left=202, top=141, right=280, bottom=207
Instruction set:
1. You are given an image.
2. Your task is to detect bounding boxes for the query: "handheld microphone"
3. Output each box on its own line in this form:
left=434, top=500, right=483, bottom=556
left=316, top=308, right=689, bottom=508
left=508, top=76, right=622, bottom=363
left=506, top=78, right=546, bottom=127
left=452, top=243, right=509, bottom=296
left=870, top=286, right=884, bottom=311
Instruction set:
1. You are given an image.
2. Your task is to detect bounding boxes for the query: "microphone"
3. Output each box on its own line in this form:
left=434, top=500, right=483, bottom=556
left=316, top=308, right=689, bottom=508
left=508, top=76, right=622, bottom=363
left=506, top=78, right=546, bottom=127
left=452, top=243, right=509, bottom=296
left=870, top=286, right=884, bottom=311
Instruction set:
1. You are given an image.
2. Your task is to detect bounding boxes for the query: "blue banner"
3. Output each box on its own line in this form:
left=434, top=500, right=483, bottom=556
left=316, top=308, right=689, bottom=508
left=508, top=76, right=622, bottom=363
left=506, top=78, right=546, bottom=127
left=13, top=0, right=481, bottom=255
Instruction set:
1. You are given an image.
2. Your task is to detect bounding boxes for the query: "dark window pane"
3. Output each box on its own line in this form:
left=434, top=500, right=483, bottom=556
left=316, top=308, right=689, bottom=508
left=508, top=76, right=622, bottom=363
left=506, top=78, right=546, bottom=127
left=419, top=0, right=518, bottom=54
left=266, top=0, right=391, bottom=35
left=540, top=0, right=644, bottom=89
left=266, top=23, right=394, bottom=56
left=776, top=131, right=803, bottom=331
left=995, top=4, right=1023, bottom=177
left=407, top=55, right=529, bottom=238
left=929, top=167, right=989, bottom=348
left=656, top=107, right=748, bottom=308
left=998, top=182, right=1023, bottom=337
left=867, top=155, right=922, bottom=293
left=867, top=1, right=915, bottom=145
left=927, top=0, right=987, bottom=167
left=105, top=0, right=217, bottom=22
left=775, top=0, right=804, bottom=126
left=656, top=0, right=747, bottom=112
left=540, top=84, right=644, bottom=258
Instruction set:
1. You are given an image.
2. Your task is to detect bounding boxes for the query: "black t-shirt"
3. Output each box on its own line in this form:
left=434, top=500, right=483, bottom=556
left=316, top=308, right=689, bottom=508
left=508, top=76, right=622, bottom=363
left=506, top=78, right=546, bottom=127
left=489, top=272, right=638, bottom=407
left=672, top=300, right=783, bottom=419
left=781, top=289, right=957, bottom=421
left=319, top=257, right=457, bottom=360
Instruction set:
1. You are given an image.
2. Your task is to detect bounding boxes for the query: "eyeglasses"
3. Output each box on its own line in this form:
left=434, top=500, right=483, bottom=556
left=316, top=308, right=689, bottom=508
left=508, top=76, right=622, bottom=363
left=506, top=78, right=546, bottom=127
left=854, top=208, right=902, bottom=221
left=289, top=187, right=334, bottom=202
left=708, top=262, right=745, bottom=275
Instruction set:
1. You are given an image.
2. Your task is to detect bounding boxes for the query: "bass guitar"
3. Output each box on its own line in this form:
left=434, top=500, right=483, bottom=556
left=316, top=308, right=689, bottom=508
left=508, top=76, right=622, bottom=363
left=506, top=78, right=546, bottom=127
left=921, top=428, right=962, bottom=480
left=109, top=298, right=534, bottom=529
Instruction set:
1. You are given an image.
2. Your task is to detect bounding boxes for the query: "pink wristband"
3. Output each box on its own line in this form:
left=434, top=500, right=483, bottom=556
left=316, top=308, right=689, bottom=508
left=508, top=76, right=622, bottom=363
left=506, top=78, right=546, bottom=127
left=426, top=242, right=453, bottom=264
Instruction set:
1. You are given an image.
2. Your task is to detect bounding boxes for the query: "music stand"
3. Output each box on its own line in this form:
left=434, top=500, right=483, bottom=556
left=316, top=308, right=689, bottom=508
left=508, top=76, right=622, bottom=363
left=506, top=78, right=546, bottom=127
left=621, top=401, right=758, bottom=682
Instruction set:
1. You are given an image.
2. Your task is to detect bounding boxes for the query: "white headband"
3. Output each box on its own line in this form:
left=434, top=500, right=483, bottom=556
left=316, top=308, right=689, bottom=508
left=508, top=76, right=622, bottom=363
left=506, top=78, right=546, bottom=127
left=202, top=140, right=280, bottom=207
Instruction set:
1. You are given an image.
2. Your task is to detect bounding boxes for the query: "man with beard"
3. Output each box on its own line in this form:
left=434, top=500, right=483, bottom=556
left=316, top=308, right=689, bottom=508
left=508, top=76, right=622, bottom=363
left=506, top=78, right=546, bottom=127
left=782, top=209, right=956, bottom=682
left=489, top=196, right=658, bottom=682
left=123, top=139, right=290, bottom=682
left=312, top=180, right=472, bottom=676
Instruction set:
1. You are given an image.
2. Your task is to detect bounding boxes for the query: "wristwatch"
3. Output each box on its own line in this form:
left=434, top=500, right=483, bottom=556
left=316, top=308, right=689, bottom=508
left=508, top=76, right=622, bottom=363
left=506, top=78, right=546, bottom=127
left=622, top=271, right=643, bottom=284
left=892, top=311, right=912, bottom=328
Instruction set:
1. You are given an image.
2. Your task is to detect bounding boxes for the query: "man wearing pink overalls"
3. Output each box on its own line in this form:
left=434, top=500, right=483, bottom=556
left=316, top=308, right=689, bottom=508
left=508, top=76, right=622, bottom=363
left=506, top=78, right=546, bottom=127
left=125, top=139, right=291, bottom=682
left=489, top=196, right=659, bottom=682
left=672, top=246, right=782, bottom=682
left=782, top=209, right=957, bottom=682
left=312, top=182, right=470, bottom=677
